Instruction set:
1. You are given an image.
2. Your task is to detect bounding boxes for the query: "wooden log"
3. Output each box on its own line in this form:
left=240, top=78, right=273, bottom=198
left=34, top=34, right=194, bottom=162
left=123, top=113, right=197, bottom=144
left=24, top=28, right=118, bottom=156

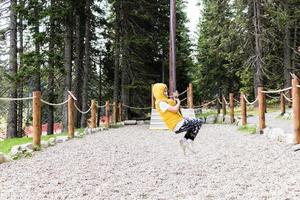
left=222, top=95, right=226, bottom=116
left=91, top=100, right=97, bottom=128
left=292, top=79, right=300, bottom=144
left=68, top=95, right=75, bottom=138
left=258, top=87, right=266, bottom=134
left=105, top=101, right=110, bottom=127
left=240, top=92, right=247, bottom=126
left=32, top=91, right=41, bottom=146
left=189, top=83, right=193, bottom=108
left=229, top=93, right=234, bottom=123
left=280, top=92, right=286, bottom=115
left=124, top=120, right=137, bottom=125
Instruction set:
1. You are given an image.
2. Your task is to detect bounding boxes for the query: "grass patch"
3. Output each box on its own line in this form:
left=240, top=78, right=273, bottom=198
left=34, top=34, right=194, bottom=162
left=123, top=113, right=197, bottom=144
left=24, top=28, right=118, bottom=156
left=238, top=125, right=257, bottom=135
left=0, top=131, right=72, bottom=154
left=109, top=123, right=124, bottom=129
left=196, top=111, right=218, bottom=119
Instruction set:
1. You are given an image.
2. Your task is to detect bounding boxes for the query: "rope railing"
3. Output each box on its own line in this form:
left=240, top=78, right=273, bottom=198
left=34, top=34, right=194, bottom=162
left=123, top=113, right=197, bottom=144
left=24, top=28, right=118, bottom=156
left=122, top=104, right=152, bottom=110
left=96, top=104, right=106, bottom=109
left=234, top=98, right=240, bottom=104
left=243, top=95, right=258, bottom=105
left=41, top=98, right=71, bottom=106
left=261, top=87, right=292, bottom=94
left=199, top=99, right=217, bottom=108
left=282, top=93, right=293, bottom=103
left=0, top=96, right=35, bottom=101
left=265, top=94, right=280, bottom=100
left=168, top=89, right=187, bottom=98
left=74, top=103, right=92, bottom=114
left=217, top=98, right=222, bottom=104
left=222, top=96, right=229, bottom=105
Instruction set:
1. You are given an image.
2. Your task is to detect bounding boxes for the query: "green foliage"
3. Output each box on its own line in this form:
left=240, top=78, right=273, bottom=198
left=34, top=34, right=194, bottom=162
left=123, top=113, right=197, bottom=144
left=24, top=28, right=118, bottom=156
left=0, top=132, right=70, bottom=154
left=238, top=125, right=257, bottom=135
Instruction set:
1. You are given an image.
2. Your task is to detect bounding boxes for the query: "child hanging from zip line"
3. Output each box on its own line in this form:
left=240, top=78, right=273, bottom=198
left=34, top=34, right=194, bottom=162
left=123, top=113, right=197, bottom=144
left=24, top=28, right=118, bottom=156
left=152, top=83, right=204, bottom=155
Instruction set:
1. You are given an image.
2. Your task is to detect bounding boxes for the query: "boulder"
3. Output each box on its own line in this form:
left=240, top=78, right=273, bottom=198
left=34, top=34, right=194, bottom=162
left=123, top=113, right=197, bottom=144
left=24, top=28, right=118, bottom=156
left=217, top=114, right=224, bottom=123
left=41, top=140, right=49, bottom=148
left=223, top=116, right=233, bottom=124
left=55, top=136, right=69, bottom=143
left=0, top=152, right=12, bottom=164
left=285, top=134, right=295, bottom=144
left=10, top=145, right=22, bottom=157
left=206, top=115, right=217, bottom=124
left=74, top=131, right=81, bottom=137
left=137, top=120, right=144, bottom=125
left=124, top=120, right=137, bottom=125
left=19, top=143, right=34, bottom=151
left=48, top=138, right=56, bottom=146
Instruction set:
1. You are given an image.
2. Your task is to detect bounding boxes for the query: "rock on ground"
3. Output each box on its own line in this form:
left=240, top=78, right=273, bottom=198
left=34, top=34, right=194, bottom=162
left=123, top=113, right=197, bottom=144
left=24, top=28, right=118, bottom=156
left=0, top=125, right=300, bottom=200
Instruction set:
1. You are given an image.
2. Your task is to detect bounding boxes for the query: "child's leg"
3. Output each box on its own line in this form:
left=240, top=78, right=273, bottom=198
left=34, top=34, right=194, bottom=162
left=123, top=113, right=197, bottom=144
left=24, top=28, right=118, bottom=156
left=175, top=118, right=204, bottom=140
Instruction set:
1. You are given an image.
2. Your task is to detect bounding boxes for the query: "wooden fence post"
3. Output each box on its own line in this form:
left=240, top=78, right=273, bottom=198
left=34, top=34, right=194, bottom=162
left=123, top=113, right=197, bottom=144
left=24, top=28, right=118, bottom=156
left=112, top=102, right=117, bottom=124
left=258, top=87, right=266, bottom=134
left=91, top=100, right=97, bottom=128
left=292, top=78, right=300, bottom=144
left=186, top=86, right=190, bottom=108
left=118, top=102, right=122, bottom=122
left=189, top=83, right=193, bottom=109
left=222, top=95, right=226, bottom=116
left=105, top=101, right=110, bottom=127
left=32, top=91, right=41, bottom=146
left=151, top=84, right=155, bottom=109
left=280, top=92, right=286, bottom=115
left=68, top=95, right=75, bottom=138
left=240, top=92, right=247, bottom=126
left=217, top=88, right=221, bottom=114
left=229, top=93, right=234, bottom=123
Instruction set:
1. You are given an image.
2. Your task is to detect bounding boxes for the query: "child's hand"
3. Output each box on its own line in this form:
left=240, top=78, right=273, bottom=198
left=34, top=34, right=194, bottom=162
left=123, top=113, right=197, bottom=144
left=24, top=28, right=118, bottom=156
left=173, top=91, right=179, bottom=98
left=175, top=98, right=181, bottom=105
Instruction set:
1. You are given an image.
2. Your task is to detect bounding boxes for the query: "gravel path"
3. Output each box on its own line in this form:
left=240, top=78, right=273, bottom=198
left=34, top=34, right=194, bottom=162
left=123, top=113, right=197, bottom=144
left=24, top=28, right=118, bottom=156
left=1, top=125, right=300, bottom=200
left=247, top=111, right=293, bottom=134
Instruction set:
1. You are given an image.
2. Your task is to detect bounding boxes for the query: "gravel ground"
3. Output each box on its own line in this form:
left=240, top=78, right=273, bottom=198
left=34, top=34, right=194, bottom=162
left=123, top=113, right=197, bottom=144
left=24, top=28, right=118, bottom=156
left=247, top=111, right=293, bottom=134
left=0, top=125, right=300, bottom=200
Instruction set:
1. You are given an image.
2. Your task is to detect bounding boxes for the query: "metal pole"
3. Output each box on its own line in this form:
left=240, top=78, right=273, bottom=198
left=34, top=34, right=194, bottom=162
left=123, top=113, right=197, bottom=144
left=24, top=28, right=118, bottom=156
left=169, top=0, right=176, bottom=94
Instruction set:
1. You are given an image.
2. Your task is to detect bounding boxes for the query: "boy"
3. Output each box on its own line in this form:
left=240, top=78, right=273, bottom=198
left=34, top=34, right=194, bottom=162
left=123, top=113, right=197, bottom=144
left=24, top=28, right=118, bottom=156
left=152, top=83, right=204, bottom=154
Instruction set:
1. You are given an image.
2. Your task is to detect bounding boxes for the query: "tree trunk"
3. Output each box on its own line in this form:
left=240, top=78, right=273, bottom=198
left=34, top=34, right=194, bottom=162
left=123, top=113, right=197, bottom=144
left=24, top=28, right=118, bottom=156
left=253, top=0, right=263, bottom=97
left=17, top=0, right=24, bottom=137
left=7, top=0, right=18, bottom=138
left=62, top=6, right=73, bottom=132
left=113, top=35, right=120, bottom=102
left=33, top=4, right=41, bottom=91
left=283, top=2, right=291, bottom=90
left=97, top=55, right=102, bottom=127
left=113, top=2, right=120, bottom=103
left=47, top=0, right=55, bottom=135
left=81, top=0, right=92, bottom=127
left=121, top=65, right=129, bottom=120
left=74, top=2, right=85, bottom=128
left=291, top=22, right=297, bottom=72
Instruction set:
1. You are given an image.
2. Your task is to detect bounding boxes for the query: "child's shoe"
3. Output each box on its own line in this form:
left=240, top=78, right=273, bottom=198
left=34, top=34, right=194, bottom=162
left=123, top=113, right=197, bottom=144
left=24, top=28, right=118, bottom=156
left=179, top=138, right=187, bottom=155
left=186, top=139, right=196, bottom=154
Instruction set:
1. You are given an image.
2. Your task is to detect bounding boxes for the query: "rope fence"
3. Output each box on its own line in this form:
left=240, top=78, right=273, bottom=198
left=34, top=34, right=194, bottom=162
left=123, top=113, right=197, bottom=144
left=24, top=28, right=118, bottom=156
left=243, top=95, right=258, bottom=105
left=41, top=98, right=70, bottom=106
left=2, top=79, right=300, bottom=146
